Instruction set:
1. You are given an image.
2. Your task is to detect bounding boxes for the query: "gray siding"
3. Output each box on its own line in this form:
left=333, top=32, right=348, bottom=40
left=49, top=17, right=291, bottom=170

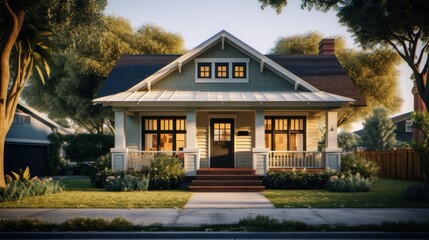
left=125, top=115, right=141, bottom=150
left=152, top=42, right=295, bottom=91
left=7, top=112, right=52, bottom=143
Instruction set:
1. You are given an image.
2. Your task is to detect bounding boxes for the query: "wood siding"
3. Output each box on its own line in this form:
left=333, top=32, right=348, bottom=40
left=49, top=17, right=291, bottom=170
left=125, top=115, right=141, bottom=150
left=197, top=112, right=209, bottom=168
left=152, top=42, right=295, bottom=91
left=306, top=114, right=319, bottom=151
left=235, top=112, right=254, bottom=168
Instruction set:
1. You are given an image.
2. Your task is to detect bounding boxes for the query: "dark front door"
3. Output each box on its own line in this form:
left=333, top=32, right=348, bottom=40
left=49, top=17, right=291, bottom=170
left=210, top=118, right=234, bottom=168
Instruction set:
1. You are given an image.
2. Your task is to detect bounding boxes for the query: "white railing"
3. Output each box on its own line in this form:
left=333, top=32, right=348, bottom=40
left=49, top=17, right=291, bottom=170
left=268, top=151, right=324, bottom=168
left=126, top=150, right=184, bottom=169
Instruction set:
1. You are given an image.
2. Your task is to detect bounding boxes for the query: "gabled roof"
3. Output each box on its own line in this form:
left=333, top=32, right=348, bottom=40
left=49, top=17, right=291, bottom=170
left=391, top=111, right=413, bottom=124
left=17, top=101, right=71, bottom=135
left=126, top=30, right=319, bottom=93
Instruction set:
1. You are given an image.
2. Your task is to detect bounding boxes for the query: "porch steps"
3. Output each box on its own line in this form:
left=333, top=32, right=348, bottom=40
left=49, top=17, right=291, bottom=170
left=189, top=168, right=265, bottom=192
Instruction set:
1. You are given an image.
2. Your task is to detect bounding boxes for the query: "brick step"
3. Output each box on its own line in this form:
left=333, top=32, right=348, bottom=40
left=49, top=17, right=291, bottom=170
left=191, top=180, right=263, bottom=186
left=197, top=168, right=255, bottom=175
left=189, top=185, right=265, bottom=192
left=194, top=175, right=261, bottom=180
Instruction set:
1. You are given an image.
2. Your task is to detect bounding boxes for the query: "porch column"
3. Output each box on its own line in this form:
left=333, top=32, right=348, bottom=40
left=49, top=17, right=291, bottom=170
left=253, top=109, right=269, bottom=175
left=184, top=109, right=199, bottom=176
left=324, top=110, right=342, bottom=171
left=111, top=109, right=127, bottom=171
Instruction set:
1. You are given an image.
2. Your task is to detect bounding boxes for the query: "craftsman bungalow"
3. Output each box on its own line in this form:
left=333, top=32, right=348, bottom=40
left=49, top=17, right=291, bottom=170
left=94, top=30, right=364, bottom=178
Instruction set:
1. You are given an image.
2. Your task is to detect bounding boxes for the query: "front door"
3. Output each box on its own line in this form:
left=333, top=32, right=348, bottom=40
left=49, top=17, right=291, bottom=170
left=210, top=118, right=234, bottom=168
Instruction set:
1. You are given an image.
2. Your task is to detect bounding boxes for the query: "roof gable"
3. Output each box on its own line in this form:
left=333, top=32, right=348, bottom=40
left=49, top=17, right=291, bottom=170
left=127, top=30, right=319, bottom=93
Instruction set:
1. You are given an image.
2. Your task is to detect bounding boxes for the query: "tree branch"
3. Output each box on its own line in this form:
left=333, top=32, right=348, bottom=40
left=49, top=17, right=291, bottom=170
left=416, top=42, right=429, bottom=70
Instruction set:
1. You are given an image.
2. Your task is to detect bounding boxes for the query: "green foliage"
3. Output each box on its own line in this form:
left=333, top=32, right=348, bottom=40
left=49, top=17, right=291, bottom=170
left=95, top=154, right=185, bottom=190
left=47, top=133, right=66, bottom=175
left=10, top=166, right=34, bottom=181
left=143, top=154, right=186, bottom=190
left=402, top=183, right=429, bottom=202
left=64, top=133, right=113, bottom=165
left=61, top=217, right=134, bottom=231
left=0, top=176, right=63, bottom=202
left=341, top=153, right=379, bottom=181
left=338, top=131, right=358, bottom=152
left=325, top=173, right=373, bottom=192
left=104, top=174, right=150, bottom=192
left=411, top=112, right=429, bottom=181
left=263, top=169, right=337, bottom=189
left=360, top=107, right=397, bottom=150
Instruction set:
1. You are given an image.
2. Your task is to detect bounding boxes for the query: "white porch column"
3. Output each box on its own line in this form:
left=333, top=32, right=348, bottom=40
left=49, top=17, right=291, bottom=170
left=185, top=110, right=197, bottom=148
left=184, top=109, right=199, bottom=176
left=324, top=110, right=342, bottom=171
left=111, top=110, right=127, bottom=171
left=253, top=109, right=269, bottom=175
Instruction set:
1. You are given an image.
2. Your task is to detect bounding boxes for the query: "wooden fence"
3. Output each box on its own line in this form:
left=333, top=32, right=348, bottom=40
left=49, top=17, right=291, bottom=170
left=354, top=149, right=422, bottom=181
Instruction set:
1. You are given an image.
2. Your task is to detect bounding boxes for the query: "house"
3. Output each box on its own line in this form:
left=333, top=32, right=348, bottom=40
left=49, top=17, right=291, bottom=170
left=391, top=112, right=413, bottom=144
left=5, top=101, right=70, bottom=176
left=354, top=111, right=413, bottom=146
left=94, top=30, right=364, bottom=177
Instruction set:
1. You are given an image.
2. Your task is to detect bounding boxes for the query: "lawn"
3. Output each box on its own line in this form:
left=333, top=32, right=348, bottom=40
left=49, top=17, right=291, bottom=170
left=0, top=177, right=192, bottom=208
left=263, top=178, right=429, bottom=208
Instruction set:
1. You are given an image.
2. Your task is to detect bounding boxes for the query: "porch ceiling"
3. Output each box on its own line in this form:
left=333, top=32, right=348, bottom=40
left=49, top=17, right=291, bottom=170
left=94, top=90, right=354, bottom=109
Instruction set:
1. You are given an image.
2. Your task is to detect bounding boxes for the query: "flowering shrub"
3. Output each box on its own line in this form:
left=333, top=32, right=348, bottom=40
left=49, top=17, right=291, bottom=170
left=263, top=169, right=338, bottom=189
left=104, top=174, right=149, bottom=192
left=325, top=173, right=373, bottom=192
left=341, top=154, right=379, bottom=181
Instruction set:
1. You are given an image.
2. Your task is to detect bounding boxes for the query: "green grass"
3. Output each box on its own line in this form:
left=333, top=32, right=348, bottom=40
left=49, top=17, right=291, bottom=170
left=263, top=178, right=429, bottom=208
left=0, top=177, right=192, bottom=208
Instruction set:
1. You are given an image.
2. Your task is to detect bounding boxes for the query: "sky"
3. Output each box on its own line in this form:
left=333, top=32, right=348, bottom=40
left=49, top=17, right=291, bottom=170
left=105, top=0, right=414, bottom=129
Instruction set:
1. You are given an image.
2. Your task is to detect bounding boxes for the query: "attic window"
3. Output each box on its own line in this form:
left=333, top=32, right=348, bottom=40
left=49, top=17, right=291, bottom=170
left=198, top=63, right=211, bottom=78
left=195, top=58, right=249, bottom=83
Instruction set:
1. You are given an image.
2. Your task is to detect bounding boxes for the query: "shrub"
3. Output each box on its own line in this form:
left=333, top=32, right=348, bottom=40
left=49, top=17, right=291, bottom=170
left=104, top=174, right=150, bottom=192
left=402, top=183, right=429, bottom=201
left=142, top=154, right=185, bottom=190
left=0, top=176, right=63, bottom=202
left=61, top=217, right=135, bottom=231
left=263, top=169, right=337, bottom=189
left=325, top=173, right=373, bottom=192
left=341, top=153, right=379, bottom=181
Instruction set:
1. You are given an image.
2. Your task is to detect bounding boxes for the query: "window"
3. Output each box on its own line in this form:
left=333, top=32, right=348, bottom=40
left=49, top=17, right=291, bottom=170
left=215, top=63, right=229, bottom=78
left=22, top=115, right=31, bottom=125
left=265, top=117, right=306, bottom=151
left=233, top=63, right=246, bottom=78
left=142, top=117, right=186, bottom=151
left=198, top=63, right=211, bottom=78
left=195, top=58, right=249, bottom=83
left=213, top=122, right=231, bottom=141
left=405, top=119, right=413, bottom=133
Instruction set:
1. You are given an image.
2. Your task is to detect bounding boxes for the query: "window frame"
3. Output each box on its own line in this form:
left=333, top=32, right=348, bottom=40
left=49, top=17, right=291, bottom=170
left=142, top=116, right=186, bottom=151
left=265, top=116, right=306, bottom=151
left=195, top=58, right=249, bottom=83
left=12, top=115, right=19, bottom=125
left=405, top=119, right=413, bottom=133
left=197, top=63, right=211, bottom=79
left=232, top=62, right=247, bottom=79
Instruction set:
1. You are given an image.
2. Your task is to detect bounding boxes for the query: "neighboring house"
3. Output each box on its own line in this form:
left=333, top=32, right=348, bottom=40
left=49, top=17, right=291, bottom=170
left=94, top=30, right=364, bottom=176
left=354, top=111, right=413, bottom=146
left=5, top=101, right=70, bottom=176
left=391, top=112, right=413, bottom=144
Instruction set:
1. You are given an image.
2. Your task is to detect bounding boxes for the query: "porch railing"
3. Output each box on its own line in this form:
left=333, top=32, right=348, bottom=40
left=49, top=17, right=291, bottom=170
left=126, top=150, right=184, bottom=169
left=268, top=151, right=324, bottom=168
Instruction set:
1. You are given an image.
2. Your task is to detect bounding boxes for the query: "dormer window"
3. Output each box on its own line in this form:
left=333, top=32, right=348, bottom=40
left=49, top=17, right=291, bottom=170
left=216, top=63, right=229, bottom=78
left=233, top=63, right=246, bottom=78
left=195, top=58, right=249, bottom=83
left=198, top=63, right=211, bottom=78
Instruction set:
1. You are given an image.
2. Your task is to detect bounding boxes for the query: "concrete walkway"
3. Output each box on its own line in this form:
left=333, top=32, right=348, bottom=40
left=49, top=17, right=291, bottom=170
left=184, top=192, right=275, bottom=208
left=1, top=208, right=428, bottom=227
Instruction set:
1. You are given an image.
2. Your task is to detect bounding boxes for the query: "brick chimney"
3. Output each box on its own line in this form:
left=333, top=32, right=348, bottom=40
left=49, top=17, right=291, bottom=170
left=319, top=38, right=335, bottom=55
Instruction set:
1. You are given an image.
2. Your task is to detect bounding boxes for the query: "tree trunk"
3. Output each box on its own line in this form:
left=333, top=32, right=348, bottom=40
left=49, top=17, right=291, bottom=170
left=0, top=131, right=6, bottom=188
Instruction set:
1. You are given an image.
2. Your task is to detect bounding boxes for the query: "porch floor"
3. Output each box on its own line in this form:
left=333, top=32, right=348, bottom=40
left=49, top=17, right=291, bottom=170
left=189, top=168, right=265, bottom=192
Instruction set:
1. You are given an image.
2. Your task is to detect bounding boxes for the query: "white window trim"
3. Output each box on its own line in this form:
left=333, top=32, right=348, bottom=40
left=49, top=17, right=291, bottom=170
left=405, top=119, right=413, bottom=133
left=195, top=58, right=250, bottom=83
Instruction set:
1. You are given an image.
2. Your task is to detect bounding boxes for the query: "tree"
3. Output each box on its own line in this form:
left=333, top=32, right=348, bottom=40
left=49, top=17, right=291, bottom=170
left=271, top=32, right=402, bottom=127
left=22, top=18, right=185, bottom=134
left=360, top=107, right=397, bottom=150
left=260, top=0, right=429, bottom=111
left=0, top=0, right=107, bottom=188
left=338, top=131, right=358, bottom=152
left=411, top=112, right=429, bottom=181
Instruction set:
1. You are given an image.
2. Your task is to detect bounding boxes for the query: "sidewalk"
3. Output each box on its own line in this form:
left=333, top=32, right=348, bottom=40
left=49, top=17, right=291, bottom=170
left=1, top=208, right=428, bottom=227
